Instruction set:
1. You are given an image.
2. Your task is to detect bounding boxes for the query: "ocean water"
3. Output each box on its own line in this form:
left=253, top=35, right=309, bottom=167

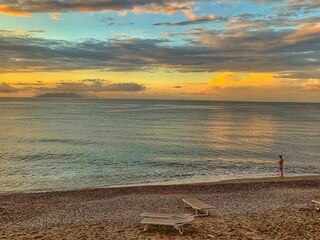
left=0, top=98, right=319, bottom=193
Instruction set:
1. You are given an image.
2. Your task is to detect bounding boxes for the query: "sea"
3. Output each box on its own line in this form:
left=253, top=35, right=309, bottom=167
left=0, top=98, right=319, bottom=194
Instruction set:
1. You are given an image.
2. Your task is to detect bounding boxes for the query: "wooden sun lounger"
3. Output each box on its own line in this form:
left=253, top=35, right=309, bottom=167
left=311, top=200, right=320, bottom=212
left=141, top=215, right=195, bottom=234
left=140, top=212, right=193, bottom=219
left=182, top=198, right=214, bottom=216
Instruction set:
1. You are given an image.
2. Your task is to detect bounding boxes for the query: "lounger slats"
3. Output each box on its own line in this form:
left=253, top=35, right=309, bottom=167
left=182, top=198, right=214, bottom=216
left=141, top=218, right=182, bottom=225
left=140, top=212, right=192, bottom=219
left=141, top=215, right=194, bottom=234
left=182, top=198, right=214, bottom=209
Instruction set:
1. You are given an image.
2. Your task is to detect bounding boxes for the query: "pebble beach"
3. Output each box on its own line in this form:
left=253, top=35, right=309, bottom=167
left=0, top=176, right=319, bottom=239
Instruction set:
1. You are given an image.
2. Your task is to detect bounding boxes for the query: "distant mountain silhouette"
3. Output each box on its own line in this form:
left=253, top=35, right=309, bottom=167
left=36, top=93, right=83, bottom=98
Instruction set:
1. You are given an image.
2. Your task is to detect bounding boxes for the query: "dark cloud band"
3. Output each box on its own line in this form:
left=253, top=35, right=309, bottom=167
left=0, top=24, right=319, bottom=76
left=0, top=0, right=195, bottom=15
left=0, top=0, right=318, bottom=15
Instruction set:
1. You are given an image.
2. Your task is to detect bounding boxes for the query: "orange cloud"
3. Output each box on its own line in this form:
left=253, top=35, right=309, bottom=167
left=284, top=23, right=320, bottom=45
left=183, top=9, right=197, bottom=21
left=0, top=29, right=46, bottom=36
left=0, top=5, right=30, bottom=17
left=50, top=13, right=61, bottom=20
left=302, top=79, right=320, bottom=92
left=0, top=1, right=193, bottom=17
left=183, top=8, right=216, bottom=22
left=78, top=7, right=94, bottom=12
left=132, top=4, right=189, bottom=15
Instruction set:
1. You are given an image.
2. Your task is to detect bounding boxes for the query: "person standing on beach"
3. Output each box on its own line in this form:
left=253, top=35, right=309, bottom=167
left=278, top=155, right=284, bottom=177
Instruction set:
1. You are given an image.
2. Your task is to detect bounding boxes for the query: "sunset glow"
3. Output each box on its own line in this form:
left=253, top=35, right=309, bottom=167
left=0, top=0, right=319, bottom=102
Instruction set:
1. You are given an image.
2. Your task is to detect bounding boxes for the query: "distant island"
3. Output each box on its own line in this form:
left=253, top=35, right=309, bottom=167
left=36, top=93, right=83, bottom=98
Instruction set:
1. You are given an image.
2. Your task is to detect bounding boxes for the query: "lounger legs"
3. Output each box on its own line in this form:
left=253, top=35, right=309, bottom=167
left=194, top=209, right=209, bottom=216
left=184, top=202, right=192, bottom=208
left=143, top=224, right=185, bottom=234
left=143, top=224, right=148, bottom=231
left=178, top=226, right=184, bottom=235
left=174, top=224, right=184, bottom=235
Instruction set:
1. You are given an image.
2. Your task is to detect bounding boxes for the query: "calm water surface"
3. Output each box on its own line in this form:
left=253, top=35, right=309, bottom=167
left=0, top=99, right=319, bottom=193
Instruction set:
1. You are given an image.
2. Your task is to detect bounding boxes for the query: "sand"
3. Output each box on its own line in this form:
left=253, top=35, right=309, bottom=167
left=0, top=176, right=319, bottom=239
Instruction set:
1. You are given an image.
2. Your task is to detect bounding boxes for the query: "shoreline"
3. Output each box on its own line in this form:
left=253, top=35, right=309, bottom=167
left=108, top=173, right=320, bottom=188
left=1, top=175, right=319, bottom=239
left=1, top=174, right=319, bottom=197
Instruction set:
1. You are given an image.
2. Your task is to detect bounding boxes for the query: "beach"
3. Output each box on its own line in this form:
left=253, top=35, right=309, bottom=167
left=0, top=175, right=319, bottom=239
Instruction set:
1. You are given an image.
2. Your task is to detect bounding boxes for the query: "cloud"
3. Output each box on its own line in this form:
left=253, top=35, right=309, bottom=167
left=253, top=0, right=319, bottom=6
left=0, top=36, right=170, bottom=72
left=33, top=81, right=146, bottom=93
left=302, top=80, right=320, bottom=92
left=0, top=4, right=30, bottom=16
left=132, top=3, right=190, bottom=15
left=207, top=71, right=320, bottom=101
left=13, top=81, right=44, bottom=86
left=101, top=17, right=117, bottom=26
left=284, top=22, right=320, bottom=45
left=0, top=29, right=46, bottom=36
left=185, top=27, right=316, bottom=77
left=0, top=82, right=23, bottom=93
left=209, top=72, right=279, bottom=89
left=173, top=86, right=182, bottom=88
left=154, top=15, right=222, bottom=26
left=50, top=13, right=61, bottom=20
left=275, top=71, right=320, bottom=79
left=226, top=19, right=267, bottom=30
left=282, top=0, right=320, bottom=8
left=186, top=16, right=320, bottom=71
left=0, top=0, right=195, bottom=16
left=161, top=32, right=185, bottom=38
left=0, top=18, right=319, bottom=77
left=105, top=83, right=146, bottom=91
left=80, top=79, right=107, bottom=83
left=302, top=84, right=320, bottom=92
left=271, top=1, right=320, bottom=16
left=0, top=0, right=319, bottom=17
left=101, top=16, right=134, bottom=26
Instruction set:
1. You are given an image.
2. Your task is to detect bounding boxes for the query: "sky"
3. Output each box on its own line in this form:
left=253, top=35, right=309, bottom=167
left=0, top=0, right=319, bottom=102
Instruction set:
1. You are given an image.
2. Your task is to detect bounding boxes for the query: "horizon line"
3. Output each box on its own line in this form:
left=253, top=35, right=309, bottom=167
left=0, top=96, right=319, bottom=104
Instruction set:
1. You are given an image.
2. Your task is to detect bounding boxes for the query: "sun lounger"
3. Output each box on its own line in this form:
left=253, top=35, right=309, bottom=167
left=141, top=215, right=195, bottom=234
left=311, top=200, right=320, bottom=212
left=140, top=212, right=193, bottom=219
left=182, top=198, right=214, bottom=216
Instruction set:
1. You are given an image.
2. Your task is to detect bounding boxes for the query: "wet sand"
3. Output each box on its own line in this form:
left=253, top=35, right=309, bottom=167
left=1, top=175, right=319, bottom=239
